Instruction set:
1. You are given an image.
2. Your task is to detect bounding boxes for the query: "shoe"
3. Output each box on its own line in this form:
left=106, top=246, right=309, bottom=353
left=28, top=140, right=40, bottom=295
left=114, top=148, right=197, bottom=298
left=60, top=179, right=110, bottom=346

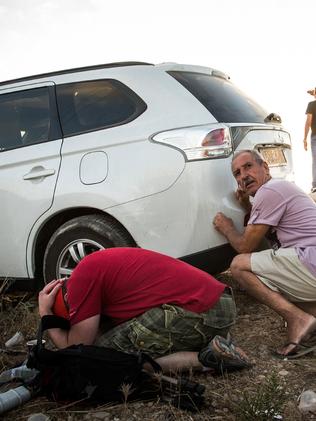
left=198, top=335, right=252, bottom=373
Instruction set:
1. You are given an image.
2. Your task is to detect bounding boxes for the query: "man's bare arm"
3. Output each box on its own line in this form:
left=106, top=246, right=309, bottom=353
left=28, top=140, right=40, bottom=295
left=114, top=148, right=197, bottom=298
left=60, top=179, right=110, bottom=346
left=38, top=279, right=100, bottom=348
left=304, top=114, right=312, bottom=151
left=47, top=315, right=100, bottom=349
left=213, top=212, right=269, bottom=253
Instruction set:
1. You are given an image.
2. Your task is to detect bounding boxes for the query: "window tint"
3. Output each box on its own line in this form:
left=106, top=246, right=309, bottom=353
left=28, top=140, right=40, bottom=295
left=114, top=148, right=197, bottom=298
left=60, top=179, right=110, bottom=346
left=0, top=87, right=59, bottom=151
left=168, top=71, right=267, bottom=123
left=56, top=79, right=147, bottom=137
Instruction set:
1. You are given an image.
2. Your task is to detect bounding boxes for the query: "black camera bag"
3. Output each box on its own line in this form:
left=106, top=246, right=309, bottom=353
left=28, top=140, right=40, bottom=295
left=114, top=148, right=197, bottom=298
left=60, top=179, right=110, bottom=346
left=26, top=315, right=161, bottom=403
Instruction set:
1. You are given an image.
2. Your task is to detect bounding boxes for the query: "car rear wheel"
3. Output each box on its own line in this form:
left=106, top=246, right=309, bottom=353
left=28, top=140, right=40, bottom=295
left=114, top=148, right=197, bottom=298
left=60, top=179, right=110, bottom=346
left=43, top=214, right=136, bottom=282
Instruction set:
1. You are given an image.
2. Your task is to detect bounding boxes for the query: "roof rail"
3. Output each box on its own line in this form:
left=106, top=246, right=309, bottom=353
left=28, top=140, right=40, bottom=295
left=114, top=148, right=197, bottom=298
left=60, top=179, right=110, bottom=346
left=0, top=61, right=154, bottom=87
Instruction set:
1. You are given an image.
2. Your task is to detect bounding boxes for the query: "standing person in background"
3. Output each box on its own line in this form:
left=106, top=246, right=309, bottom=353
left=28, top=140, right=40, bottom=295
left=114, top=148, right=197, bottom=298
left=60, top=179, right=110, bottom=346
left=304, top=87, right=316, bottom=193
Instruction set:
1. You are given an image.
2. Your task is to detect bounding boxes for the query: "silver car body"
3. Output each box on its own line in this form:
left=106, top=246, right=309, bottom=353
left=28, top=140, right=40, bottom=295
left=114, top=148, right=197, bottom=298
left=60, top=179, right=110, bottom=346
left=0, top=62, right=293, bottom=283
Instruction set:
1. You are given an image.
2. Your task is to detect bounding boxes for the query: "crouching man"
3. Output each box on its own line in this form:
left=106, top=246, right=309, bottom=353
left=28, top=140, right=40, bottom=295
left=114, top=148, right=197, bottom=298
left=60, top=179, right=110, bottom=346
left=213, top=149, right=316, bottom=358
left=38, top=247, right=251, bottom=373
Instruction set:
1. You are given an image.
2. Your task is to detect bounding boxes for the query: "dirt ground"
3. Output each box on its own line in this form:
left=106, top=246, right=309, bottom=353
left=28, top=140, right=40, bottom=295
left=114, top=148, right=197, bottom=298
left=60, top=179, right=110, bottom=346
left=1, top=273, right=316, bottom=420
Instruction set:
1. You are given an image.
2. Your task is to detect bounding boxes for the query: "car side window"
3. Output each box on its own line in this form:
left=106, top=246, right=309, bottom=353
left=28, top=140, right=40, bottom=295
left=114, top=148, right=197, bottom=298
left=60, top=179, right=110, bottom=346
left=0, top=87, right=60, bottom=151
left=56, top=79, right=147, bottom=137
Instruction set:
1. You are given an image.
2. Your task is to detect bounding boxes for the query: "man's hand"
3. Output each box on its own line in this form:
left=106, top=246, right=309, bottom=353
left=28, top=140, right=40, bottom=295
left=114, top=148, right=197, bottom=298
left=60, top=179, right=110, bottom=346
left=235, top=188, right=252, bottom=212
left=213, top=212, right=269, bottom=253
left=303, top=139, right=308, bottom=151
left=213, top=212, right=235, bottom=237
left=38, top=279, right=64, bottom=317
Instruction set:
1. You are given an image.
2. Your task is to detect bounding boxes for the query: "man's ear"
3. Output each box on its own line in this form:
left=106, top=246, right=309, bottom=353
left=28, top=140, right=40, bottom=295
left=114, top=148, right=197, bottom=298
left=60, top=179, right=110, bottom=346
left=263, top=161, right=270, bottom=176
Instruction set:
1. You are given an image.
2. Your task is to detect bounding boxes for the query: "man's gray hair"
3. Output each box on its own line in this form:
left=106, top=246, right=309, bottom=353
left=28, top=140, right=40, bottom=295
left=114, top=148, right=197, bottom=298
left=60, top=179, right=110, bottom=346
left=232, top=149, right=265, bottom=165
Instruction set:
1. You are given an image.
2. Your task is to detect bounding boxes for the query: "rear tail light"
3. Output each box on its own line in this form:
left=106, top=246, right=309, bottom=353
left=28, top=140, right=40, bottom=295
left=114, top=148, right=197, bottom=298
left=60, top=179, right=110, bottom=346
left=152, top=124, right=232, bottom=161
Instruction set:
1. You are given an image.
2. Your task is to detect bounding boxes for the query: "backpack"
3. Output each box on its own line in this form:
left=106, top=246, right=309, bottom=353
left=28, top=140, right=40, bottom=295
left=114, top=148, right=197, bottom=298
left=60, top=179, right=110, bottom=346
left=26, top=315, right=161, bottom=404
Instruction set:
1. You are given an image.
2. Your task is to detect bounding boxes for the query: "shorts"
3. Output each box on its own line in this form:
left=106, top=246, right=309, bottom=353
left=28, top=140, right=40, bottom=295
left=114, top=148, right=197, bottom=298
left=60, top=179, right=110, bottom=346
left=95, top=290, right=236, bottom=358
left=251, top=248, right=316, bottom=302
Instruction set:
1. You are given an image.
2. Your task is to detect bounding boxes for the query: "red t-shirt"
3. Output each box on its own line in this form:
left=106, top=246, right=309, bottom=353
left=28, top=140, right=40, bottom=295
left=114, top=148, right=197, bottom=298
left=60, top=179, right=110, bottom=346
left=67, top=248, right=226, bottom=326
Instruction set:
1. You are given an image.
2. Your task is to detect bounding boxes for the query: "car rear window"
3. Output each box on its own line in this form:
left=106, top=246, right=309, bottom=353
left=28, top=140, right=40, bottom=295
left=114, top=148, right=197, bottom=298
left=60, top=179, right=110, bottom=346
left=56, top=79, right=147, bottom=137
left=168, top=71, right=267, bottom=123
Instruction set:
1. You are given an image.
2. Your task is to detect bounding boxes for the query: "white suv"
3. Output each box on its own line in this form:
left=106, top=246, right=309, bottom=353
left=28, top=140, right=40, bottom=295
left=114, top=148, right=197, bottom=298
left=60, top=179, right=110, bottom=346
left=0, top=61, right=293, bottom=286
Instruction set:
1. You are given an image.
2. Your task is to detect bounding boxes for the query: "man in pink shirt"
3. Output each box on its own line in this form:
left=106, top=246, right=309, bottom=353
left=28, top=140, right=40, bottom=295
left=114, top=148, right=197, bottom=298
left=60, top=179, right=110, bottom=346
left=38, top=248, right=250, bottom=373
left=213, top=149, right=316, bottom=358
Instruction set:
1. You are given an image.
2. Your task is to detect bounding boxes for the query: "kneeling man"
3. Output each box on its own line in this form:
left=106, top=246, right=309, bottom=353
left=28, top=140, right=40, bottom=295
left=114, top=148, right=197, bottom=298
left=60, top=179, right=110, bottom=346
left=38, top=247, right=250, bottom=372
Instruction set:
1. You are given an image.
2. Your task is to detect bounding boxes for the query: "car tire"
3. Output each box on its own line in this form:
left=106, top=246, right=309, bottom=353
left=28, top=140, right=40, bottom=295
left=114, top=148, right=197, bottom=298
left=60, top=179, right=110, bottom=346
left=43, top=214, right=136, bottom=282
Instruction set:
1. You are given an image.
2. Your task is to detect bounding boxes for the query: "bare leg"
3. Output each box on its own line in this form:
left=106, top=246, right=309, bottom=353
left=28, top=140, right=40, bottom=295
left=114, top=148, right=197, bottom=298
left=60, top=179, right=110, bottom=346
left=144, top=352, right=203, bottom=374
left=295, top=302, right=316, bottom=342
left=231, top=254, right=316, bottom=355
left=295, top=302, right=316, bottom=318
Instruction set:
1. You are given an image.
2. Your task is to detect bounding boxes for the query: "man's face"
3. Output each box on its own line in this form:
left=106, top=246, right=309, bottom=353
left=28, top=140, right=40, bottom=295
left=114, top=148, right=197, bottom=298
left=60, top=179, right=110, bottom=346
left=232, top=152, right=270, bottom=196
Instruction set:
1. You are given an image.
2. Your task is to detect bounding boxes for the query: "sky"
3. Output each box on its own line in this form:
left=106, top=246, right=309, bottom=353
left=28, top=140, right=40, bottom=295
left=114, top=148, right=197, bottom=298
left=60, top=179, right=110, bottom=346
left=0, top=0, right=315, bottom=191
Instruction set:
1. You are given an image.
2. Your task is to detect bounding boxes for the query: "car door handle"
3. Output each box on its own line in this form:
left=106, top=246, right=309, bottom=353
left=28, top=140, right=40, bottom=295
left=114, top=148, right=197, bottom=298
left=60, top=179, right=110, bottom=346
left=23, top=168, right=56, bottom=180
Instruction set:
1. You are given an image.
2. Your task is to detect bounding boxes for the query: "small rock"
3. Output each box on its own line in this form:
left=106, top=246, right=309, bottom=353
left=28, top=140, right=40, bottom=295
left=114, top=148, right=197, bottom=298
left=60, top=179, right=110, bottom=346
left=278, top=369, right=289, bottom=376
left=298, top=390, right=316, bottom=414
left=258, top=344, right=269, bottom=353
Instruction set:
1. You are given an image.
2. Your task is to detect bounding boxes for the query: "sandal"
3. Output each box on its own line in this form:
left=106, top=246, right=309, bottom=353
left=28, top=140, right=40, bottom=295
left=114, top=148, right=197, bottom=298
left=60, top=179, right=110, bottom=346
left=273, top=342, right=316, bottom=360
left=301, top=333, right=316, bottom=347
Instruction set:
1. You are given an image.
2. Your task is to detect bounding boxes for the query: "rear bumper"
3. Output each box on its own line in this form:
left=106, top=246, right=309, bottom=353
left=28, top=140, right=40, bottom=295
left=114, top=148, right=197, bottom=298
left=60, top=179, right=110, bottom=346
left=180, top=243, right=236, bottom=275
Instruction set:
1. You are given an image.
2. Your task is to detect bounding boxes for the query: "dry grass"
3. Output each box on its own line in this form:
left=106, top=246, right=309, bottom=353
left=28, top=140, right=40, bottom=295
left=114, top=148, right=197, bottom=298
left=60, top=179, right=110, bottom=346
left=1, top=273, right=316, bottom=420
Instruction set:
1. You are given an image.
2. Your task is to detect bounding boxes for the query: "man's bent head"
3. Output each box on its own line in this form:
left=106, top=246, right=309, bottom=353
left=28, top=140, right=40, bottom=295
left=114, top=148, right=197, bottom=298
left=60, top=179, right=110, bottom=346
left=231, top=150, right=271, bottom=197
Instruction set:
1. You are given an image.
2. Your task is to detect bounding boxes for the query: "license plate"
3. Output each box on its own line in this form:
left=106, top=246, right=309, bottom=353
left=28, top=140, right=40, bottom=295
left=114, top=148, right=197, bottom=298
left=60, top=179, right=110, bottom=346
left=259, top=147, right=287, bottom=166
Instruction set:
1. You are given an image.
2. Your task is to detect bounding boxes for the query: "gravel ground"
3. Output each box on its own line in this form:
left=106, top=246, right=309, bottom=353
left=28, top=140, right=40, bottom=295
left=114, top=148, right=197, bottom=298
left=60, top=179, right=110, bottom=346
left=1, top=273, right=316, bottom=420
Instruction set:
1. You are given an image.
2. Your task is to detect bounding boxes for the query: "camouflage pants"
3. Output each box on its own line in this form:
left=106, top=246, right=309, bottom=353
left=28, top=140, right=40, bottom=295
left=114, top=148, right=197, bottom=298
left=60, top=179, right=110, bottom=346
left=95, top=289, right=236, bottom=358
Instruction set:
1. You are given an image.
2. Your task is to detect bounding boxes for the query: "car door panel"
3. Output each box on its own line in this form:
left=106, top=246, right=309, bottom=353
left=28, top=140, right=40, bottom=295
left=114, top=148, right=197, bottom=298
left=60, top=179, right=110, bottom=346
left=0, top=83, right=62, bottom=277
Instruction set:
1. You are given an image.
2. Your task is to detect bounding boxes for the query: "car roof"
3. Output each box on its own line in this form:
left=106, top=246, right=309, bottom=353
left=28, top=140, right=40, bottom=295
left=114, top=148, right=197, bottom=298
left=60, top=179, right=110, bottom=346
left=0, top=61, right=154, bottom=87
left=0, top=61, right=230, bottom=88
